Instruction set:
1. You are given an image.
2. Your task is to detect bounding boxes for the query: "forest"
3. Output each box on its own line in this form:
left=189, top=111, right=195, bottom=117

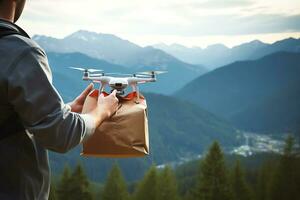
left=49, top=136, right=300, bottom=200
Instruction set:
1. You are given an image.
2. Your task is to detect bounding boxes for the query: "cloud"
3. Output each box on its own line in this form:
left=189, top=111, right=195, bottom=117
left=187, top=0, right=255, bottom=9
left=18, top=0, right=300, bottom=40
left=115, top=13, right=300, bottom=36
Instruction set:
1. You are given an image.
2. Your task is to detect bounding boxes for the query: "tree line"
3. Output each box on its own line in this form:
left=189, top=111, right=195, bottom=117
left=49, top=136, right=300, bottom=200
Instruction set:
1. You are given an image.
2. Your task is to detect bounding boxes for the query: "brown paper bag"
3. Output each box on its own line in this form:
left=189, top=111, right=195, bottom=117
left=81, top=90, right=149, bottom=158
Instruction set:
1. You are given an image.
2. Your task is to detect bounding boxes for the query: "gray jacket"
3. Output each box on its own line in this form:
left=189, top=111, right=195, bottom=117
left=0, top=20, right=95, bottom=199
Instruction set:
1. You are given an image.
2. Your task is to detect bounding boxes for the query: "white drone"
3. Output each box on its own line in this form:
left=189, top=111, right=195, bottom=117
left=70, top=67, right=167, bottom=102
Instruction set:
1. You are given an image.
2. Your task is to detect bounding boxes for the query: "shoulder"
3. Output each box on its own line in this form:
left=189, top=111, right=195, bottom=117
left=0, top=34, right=47, bottom=57
left=0, top=35, right=52, bottom=82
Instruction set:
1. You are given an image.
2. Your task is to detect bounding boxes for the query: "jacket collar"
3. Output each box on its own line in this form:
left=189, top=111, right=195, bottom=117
left=0, top=18, right=30, bottom=38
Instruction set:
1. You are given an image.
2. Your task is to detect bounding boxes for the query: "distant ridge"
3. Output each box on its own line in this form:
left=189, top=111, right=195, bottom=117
left=176, top=51, right=300, bottom=134
left=153, top=37, right=300, bottom=69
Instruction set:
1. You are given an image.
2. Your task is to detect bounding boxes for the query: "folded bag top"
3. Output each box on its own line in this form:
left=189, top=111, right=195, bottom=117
left=81, top=90, right=149, bottom=158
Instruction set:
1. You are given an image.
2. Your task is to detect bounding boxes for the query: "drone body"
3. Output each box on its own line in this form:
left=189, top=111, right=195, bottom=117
left=70, top=67, right=166, bottom=103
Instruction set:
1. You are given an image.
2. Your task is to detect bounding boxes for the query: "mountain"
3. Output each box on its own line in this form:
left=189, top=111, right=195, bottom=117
left=153, top=38, right=300, bottom=69
left=47, top=52, right=240, bottom=182
left=34, top=30, right=207, bottom=94
left=250, top=38, right=300, bottom=59
left=34, top=30, right=141, bottom=66
left=231, top=81, right=300, bottom=134
left=153, top=43, right=204, bottom=65
left=176, top=52, right=300, bottom=134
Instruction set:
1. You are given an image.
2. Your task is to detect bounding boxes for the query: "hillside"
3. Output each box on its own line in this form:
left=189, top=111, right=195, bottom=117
left=177, top=52, right=300, bottom=134
left=47, top=53, right=239, bottom=181
left=231, top=81, right=300, bottom=134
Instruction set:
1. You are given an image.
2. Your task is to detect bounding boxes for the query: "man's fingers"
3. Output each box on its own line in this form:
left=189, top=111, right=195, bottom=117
left=78, top=83, right=94, bottom=100
left=99, top=92, right=105, bottom=98
left=111, top=90, right=117, bottom=96
left=84, top=83, right=94, bottom=95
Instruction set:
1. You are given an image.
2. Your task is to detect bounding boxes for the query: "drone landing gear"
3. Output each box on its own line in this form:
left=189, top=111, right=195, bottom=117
left=99, top=83, right=105, bottom=93
left=131, top=84, right=140, bottom=104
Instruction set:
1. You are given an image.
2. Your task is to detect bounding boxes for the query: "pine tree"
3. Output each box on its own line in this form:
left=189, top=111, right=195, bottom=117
left=157, top=166, right=180, bottom=200
left=195, top=141, right=232, bottom=200
left=57, top=165, right=72, bottom=200
left=49, top=182, right=57, bottom=200
left=102, top=163, right=130, bottom=200
left=269, top=136, right=300, bottom=200
left=256, top=161, right=274, bottom=200
left=230, top=160, right=252, bottom=200
left=134, top=165, right=159, bottom=200
left=68, top=163, right=94, bottom=200
left=57, top=163, right=93, bottom=200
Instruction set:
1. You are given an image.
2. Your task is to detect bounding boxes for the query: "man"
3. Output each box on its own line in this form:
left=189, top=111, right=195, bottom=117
left=0, top=0, right=119, bottom=199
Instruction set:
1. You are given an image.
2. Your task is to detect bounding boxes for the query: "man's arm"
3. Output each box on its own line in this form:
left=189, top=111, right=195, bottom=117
left=6, top=47, right=118, bottom=153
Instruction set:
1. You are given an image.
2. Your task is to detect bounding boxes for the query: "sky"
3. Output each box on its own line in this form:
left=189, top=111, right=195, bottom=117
left=18, top=0, right=300, bottom=48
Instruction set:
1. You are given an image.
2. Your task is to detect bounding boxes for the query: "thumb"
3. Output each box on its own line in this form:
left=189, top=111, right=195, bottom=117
left=97, top=92, right=104, bottom=104
left=99, top=92, right=105, bottom=98
left=111, top=90, right=117, bottom=96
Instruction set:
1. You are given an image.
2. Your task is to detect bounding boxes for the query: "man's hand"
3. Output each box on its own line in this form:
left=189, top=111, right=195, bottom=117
left=87, top=90, right=119, bottom=127
left=69, top=83, right=94, bottom=113
left=98, top=90, right=119, bottom=119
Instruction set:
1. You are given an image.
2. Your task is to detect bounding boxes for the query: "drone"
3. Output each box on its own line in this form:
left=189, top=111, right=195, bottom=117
left=70, top=67, right=167, bottom=103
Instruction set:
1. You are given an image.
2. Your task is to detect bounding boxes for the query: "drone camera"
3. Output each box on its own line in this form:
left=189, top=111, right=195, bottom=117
left=115, top=83, right=122, bottom=87
left=109, top=78, right=128, bottom=92
left=113, top=82, right=127, bottom=90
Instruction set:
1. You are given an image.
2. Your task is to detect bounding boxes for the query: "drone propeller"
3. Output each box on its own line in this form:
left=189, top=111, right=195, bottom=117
left=69, top=67, right=103, bottom=73
left=105, top=73, right=133, bottom=76
left=89, top=72, right=135, bottom=77
left=89, top=73, right=104, bottom=76
left=137, top=70, right=168, bottom=75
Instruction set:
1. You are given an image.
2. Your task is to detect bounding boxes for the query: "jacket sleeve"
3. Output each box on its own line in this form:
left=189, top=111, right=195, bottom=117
left=6, top=47, right=95, bottom=153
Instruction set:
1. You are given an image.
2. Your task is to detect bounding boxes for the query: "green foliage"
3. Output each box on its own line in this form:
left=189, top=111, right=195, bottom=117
left=133, top=166, right=180, bottom=200
left=51, top=141, right=300, bottom=200
left=56, top=163, right=93, bottom=200
left=101, top=163, right=130, bottom=200
left=49, top=183, right=57, bottom=200
left=134, top=165, right=159, bottom=200
left=69, top=163, right=94, bottom=200
left=157, top=166, right=180, bottom=200
left=256, top=161, right=274, bottom=200
left=230, top=160, right=252, bottom=200
left=56, top=165, right=72, bottom=200
left=175, top=159, right=199, bottom=197
left=195, top=141, right=232, bottom=200
left=268, top=136, right=300, bottom=200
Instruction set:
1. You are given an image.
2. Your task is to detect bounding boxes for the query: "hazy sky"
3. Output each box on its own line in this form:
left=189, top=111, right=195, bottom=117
left=18, top=0, right=300, bottom=48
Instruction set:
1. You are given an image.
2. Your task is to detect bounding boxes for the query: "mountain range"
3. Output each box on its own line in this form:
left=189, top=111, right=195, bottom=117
left=34, top=30, right=207, bottom=94
left=154, top=38, right=300, bottom=69
left=36, top=30, right=300, bottom=181
left=177, top=51, right=300, bottom=134
left=47, top=51, right=240, bottom=181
